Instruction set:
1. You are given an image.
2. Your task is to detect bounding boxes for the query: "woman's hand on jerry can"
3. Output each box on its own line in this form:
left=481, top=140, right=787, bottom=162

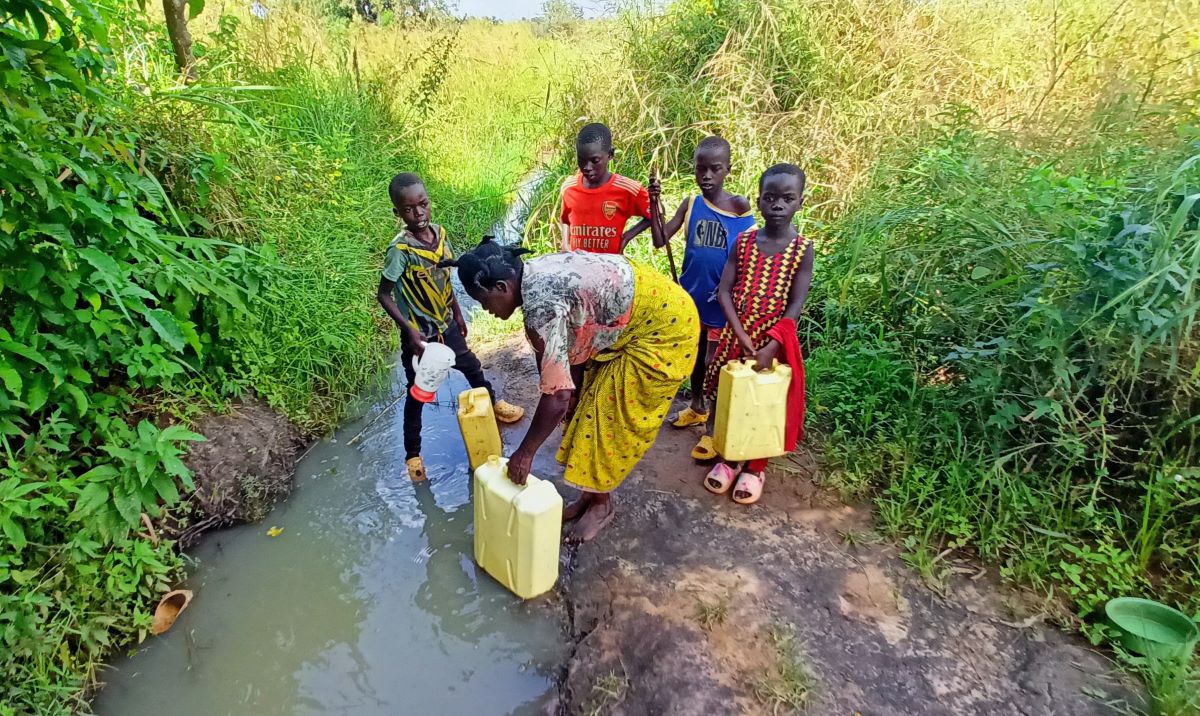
left=754, top=340, right=780, bottom=372
left=507, top=447, right=534, bottom=486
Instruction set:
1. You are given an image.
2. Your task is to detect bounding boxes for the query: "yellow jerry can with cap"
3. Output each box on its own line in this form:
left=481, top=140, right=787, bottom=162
left=712, top=360, right=793, bottom=461
left=473, top=456, right=563, bottom=599
left=457, top=388, right=502, bottom=472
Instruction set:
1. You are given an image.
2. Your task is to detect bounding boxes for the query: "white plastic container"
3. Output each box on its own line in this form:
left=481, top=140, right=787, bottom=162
left=409, top=341, right=455, bottom=403
left=473, top=456, right=562, bottom=599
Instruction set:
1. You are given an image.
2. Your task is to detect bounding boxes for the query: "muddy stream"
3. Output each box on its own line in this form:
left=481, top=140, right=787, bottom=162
left=94, top=176, right=563, bottom=716
left=93, top=365, right=567, bottom=715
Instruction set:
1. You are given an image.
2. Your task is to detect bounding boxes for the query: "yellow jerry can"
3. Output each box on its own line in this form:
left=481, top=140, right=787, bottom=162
left=712, top=360, right=793, bottom=461
left=457, top=388, right=502, bottom=472
left=473, top=456, right=563, bottom=599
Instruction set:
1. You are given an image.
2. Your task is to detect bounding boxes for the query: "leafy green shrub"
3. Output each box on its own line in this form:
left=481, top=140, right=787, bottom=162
left=822, top=119, right=1200, bottom=615
left=0, top=0, right=249, bottom=708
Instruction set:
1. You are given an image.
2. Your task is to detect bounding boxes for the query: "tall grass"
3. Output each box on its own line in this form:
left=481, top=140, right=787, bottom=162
left=145, top=6, right=591, bottom=426
left=521, top=0, right=1197, bottom=224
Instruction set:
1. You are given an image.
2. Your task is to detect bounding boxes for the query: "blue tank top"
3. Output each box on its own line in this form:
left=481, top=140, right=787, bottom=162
left=677, top=195, right=756, bottom=327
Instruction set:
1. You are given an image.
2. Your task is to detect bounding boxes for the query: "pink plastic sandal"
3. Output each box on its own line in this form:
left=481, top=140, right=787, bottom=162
left=732, top=472, right=765, bottom=505
left=704, top=463, right=737, bottom=495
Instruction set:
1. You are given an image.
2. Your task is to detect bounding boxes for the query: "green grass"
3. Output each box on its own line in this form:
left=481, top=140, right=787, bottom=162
left=583, top=671, right=630, bottom=716
left=693, top=592, right=732, bottom=631
left=755, top=624, right=817, bottom=712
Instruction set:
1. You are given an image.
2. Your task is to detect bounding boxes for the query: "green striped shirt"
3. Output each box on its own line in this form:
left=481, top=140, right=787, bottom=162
left=382, top=225, right=455, bottom=335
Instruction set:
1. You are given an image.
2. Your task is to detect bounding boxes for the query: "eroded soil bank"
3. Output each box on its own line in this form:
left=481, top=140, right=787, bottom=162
left=169, top=398, right=304, bottom=546
left=478, top=336, right=1141, bottom=716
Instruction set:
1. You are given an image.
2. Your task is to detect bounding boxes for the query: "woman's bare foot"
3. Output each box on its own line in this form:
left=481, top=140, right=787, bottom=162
left=563, top=491, right=595, bottom=522
left=568, top=495, right=615, bottom=543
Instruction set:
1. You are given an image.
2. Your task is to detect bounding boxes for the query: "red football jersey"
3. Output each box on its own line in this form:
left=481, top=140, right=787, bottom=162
left=559, top=172, right=652, bottom=254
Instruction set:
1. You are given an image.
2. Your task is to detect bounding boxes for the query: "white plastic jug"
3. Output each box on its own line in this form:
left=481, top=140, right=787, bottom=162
left=409, top=341, right=456, bottom=403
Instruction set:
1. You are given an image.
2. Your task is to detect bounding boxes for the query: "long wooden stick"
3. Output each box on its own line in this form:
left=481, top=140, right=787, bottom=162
left=649, top=167, right=678, bottom=283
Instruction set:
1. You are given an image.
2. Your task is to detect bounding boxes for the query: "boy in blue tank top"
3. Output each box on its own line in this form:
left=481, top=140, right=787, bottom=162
left=650, top=136, right=755, bottom=460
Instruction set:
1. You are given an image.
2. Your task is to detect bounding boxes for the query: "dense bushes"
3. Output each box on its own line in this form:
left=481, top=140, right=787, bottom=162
left=0, top=1, right=247, bottom=709
left=813, top=123, right=1200, bottom=616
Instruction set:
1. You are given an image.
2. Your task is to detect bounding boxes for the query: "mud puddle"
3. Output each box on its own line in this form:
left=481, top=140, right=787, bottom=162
left=93, top=364, right=566, bottom=716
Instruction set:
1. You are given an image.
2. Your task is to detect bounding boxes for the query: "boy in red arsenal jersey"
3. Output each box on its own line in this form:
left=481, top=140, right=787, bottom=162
left=559, top=123, right=656, bottom=254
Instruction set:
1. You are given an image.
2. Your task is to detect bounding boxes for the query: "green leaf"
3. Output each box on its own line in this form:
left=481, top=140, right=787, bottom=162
left=64, top=383, right=89, bottom=415
left=1, top=517, right=26, bottom=551
left=80, top=464, right=120, bottom=482
left=187, top=0, right=205, bottom=19
left=113, top=487, right=141, bottom=527
left=159, top=424, right=205, bottom=443
left=154, top=477, right=180, bottom=505
left=180, top=319, right=203, bottom=356
left=71, top=482, right=110, bottom=519
left=161, top=453, right=190, bottom=479
left=145, top=309, right=186, bottom=351
left=0, top=340, right=50, bottom=368
left=77, top=247, right=123, bottom=281
left=0, top=367, right=21, bottom=396
left=25, top=374, right=49, bottom=412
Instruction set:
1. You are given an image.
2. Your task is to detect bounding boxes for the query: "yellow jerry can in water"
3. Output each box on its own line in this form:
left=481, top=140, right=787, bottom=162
left=473, top=456, right=563, bottom=599
left=712, top=360, right=793, bottom=461
left=457, top=388, right=502, bottom=472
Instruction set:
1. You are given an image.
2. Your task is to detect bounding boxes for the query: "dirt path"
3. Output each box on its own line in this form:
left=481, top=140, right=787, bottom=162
left=479, top=336, right=1138, bottom=716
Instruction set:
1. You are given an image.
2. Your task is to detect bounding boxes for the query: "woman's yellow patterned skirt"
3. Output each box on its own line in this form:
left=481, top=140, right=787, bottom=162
left=556, top=264, right=699, bottom=493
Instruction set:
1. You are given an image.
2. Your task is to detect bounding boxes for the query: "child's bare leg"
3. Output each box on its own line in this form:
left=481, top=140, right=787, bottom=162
left=689, top=329, right=710, bottom=414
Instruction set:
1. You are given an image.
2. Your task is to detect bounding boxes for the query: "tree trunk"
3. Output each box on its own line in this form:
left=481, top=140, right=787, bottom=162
left=162, top=0, right=196, bottom=80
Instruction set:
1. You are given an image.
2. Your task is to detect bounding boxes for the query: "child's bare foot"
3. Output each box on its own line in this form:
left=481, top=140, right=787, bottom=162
left=568, top=497, right=615, bottom=543
left=563, top=491, right=594, bottom=522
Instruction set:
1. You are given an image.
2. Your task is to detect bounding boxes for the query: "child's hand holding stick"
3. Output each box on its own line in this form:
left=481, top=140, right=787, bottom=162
left=648, top=168, right=679, bottom=283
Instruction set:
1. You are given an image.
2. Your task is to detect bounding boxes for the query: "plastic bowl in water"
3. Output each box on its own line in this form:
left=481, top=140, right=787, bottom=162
left=1105, top=597, right=1199, bottom=661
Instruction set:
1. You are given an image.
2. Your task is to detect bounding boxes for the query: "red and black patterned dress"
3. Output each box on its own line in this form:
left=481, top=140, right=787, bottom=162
left=703, top=229, right=808, bottom=401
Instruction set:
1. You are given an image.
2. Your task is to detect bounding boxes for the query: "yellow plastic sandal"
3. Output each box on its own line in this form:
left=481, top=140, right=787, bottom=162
left=691, top=435, right=718, bottom=461
left=671, top=407, right=710, bottom=428
left=406, top=456, right=427, bottom=482
left=493, top=400, right=525, bottom=424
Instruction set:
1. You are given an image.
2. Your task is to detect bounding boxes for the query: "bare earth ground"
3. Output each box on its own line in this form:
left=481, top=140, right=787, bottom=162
left=175, top=398, right=303, bottom=546
left=478, top=336, right=1140, bottom=716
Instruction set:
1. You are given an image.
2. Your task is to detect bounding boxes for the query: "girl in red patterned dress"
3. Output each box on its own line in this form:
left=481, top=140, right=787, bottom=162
left=702, top=164, right=815, bottom=504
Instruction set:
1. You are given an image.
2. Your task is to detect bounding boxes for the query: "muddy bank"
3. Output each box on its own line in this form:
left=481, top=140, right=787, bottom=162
left=173, top=397, right=304, bottom=546
left=478, top=336, right=1142, bottom=716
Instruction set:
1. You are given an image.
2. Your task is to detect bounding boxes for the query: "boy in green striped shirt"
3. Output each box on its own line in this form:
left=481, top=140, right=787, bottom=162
left=376, top=173, right=524, bottom=481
